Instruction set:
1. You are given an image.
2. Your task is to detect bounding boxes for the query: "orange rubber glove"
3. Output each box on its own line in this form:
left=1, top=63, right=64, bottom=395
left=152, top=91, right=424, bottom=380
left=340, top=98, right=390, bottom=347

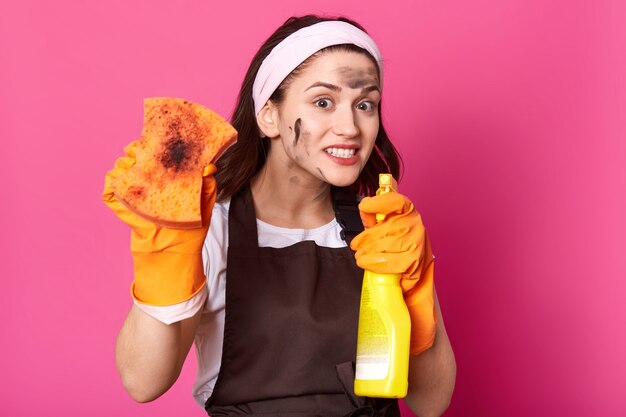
left=350, top=191, right=436, bottom=355
left=102, top=140, right=216, bottom=306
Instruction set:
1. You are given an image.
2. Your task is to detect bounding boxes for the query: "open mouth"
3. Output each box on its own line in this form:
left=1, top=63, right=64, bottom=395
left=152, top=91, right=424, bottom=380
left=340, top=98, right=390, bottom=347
left=324, top=147, right=357, bottom=159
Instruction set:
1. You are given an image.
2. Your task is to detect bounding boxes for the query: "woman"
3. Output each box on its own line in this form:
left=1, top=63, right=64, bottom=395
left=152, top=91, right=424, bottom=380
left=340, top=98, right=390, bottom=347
left=104, top=15, right=456, bottom=417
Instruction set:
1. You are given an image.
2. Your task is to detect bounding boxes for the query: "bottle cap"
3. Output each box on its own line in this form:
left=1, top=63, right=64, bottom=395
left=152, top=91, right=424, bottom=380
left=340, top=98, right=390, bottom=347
left=379, top=173, right=392, bottom=187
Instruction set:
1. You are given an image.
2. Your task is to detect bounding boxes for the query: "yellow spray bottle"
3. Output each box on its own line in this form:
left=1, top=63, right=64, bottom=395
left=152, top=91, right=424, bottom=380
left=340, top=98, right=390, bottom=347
left=354, top=173, right=411, bottom=398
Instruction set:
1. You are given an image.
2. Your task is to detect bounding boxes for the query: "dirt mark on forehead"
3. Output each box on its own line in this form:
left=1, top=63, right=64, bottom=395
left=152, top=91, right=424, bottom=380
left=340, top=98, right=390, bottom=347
left=337, top=66, right=378, bottom=89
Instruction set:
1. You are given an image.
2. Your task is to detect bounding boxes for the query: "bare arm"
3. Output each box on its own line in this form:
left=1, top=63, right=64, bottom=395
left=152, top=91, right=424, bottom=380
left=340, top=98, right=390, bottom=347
left=404, top=288, right=456, bottom=417
left=115, top=304, right=203, bottom=402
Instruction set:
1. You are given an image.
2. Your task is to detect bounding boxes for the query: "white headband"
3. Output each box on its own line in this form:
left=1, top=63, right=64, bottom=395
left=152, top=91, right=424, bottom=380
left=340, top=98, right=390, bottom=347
left=252, top=20, right=384, bottom=115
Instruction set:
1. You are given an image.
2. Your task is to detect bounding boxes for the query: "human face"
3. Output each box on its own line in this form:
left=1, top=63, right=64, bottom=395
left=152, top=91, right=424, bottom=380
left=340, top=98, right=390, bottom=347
left=270, top=50, right=381, bottom=187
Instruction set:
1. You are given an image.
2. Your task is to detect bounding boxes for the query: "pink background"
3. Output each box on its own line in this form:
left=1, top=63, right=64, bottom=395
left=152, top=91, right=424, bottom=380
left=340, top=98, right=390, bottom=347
left=1, top=1, right=624, bottom=416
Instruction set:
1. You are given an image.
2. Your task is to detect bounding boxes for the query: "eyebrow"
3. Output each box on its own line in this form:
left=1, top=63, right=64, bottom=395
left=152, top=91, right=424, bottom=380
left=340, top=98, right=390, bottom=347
left=361, top=85, right=381, bottom=94
left=304, top=82, right=380, bottom=93
left=305, top=82, right=342, bottom=92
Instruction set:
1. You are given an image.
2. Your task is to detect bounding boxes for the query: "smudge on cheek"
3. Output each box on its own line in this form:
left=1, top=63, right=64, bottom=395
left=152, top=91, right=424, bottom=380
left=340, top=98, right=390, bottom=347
left=293, top=118, right=302, bottom=145
left=316, top=167, right=328, bottom=182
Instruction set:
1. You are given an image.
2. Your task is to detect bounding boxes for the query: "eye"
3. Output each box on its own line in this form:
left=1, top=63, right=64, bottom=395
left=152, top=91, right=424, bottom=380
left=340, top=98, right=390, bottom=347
left=314, top=98, right=333, bottom=109
left=357, top=101, right=377, bottom=112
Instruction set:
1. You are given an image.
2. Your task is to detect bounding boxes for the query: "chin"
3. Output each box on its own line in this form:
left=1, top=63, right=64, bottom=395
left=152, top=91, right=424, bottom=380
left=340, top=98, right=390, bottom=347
left=322, top=170, right=361, bottom=188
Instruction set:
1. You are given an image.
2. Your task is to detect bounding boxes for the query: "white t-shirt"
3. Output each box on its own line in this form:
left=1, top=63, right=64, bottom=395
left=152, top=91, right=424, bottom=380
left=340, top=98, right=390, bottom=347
left=135, top=199, right=348, bottom=408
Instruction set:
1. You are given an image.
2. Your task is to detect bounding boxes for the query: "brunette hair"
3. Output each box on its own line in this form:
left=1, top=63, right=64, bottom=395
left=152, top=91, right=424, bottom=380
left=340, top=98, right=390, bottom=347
left=215, top=15, right=402, bottom=200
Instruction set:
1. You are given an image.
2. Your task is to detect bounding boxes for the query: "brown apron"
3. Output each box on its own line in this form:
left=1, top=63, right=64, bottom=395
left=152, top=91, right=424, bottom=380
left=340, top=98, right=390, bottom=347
left=205, top=186, right=399, bottom=417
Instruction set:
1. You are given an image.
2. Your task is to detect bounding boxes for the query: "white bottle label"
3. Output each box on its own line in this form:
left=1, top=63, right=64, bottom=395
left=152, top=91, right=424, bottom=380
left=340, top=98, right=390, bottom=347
left=355, top=356, right=389, bottom=380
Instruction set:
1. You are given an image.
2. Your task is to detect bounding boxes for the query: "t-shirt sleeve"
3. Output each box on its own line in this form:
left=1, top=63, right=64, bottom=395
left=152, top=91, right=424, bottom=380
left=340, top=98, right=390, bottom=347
left=133, top=286, right=208, bottom=325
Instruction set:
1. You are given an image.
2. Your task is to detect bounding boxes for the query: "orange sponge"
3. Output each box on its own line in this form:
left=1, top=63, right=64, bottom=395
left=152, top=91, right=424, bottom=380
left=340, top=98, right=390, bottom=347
left=113, top=97, right=237, bottom=228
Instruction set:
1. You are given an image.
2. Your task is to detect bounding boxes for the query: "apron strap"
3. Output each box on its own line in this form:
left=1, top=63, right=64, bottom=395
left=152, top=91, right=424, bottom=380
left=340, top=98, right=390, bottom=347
left=228, top=185, right=260, bottom=248
left=332, top=187, right=364, bottom=245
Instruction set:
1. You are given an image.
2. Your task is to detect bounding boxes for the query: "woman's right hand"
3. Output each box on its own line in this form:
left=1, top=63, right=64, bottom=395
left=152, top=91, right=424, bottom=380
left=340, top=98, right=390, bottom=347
left=350, top=191, right=436, bottom=356
left=103, top=140, right=217, bottom=306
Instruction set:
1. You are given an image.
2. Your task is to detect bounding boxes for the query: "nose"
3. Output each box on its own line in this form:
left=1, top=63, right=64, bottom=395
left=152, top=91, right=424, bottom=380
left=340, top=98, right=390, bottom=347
left=332, top=106, right=360, bottom=138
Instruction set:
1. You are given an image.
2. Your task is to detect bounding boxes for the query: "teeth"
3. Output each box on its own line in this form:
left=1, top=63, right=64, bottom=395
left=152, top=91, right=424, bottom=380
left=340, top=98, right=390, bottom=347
left=325, top=147, right=356, bottom=158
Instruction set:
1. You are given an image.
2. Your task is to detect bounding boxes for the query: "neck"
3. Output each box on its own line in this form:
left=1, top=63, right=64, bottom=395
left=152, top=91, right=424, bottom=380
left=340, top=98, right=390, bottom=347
left=250, top=164, right=335, bottom=229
